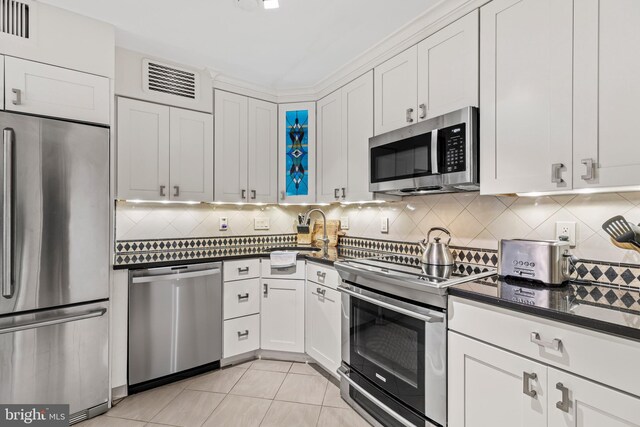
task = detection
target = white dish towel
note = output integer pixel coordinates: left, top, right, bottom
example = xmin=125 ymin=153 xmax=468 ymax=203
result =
xmin=270 ymin=251 xmax=298 ymax=268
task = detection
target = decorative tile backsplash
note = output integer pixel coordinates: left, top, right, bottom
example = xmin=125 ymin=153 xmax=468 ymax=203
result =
xmin=115 ymin=191 xmax=640 ymax=265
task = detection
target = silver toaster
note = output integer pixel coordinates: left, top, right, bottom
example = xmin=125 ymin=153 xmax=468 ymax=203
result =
xmin=498 ymin=239 xmax=572 ymax=286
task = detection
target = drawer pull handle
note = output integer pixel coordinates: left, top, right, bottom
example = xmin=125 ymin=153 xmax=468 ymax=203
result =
xmin=316 ymin=271 xmax=326 ymax=278
xmin=530 ymin=332 xmax=562 ymax=352
xmin=237 ymin=293 xmax=249 ymax=301
xmin=523 ymin=372 xmax=537 ymax=398
xmin=556 ymin=382 xmax=570 ymax=413
xmin=316 ymin=287 xmax=326 ymax=296
xmin=238 ymin=267 xmax=250 ymax=274
xmin=237 ymin=330 xmax=249 ymax=338
xmin=263 ymin=283 xmax=268 ymax=296
xmin=12 ymin=89 xmax=21 ymax=106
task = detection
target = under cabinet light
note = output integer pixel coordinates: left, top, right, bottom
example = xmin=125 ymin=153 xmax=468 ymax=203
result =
xmin=263 ymin=0 xmax=279 ymax=9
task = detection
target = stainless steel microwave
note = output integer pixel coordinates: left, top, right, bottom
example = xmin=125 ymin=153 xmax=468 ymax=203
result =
xmin=369 ymin=106 xmax=479 ymax=196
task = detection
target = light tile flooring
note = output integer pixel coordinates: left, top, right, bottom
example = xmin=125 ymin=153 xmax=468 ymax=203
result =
xmin=80 ymin=359 xmax=371 ymax=427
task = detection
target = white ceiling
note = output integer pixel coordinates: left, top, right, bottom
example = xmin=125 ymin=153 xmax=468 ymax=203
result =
xmin=38 ymin=0 xmax=438 ymax=91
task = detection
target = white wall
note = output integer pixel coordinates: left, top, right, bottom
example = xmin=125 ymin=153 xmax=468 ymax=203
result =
xmin=115 ymin=192 xmax=640 ymax=264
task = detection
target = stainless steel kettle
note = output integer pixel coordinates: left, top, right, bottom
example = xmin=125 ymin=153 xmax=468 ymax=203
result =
xmin=419 ymin=227 xmax=454 ymax=266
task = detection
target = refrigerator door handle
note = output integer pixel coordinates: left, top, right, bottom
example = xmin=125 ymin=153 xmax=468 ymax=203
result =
xmin=0 ymin=308 xmax=106 ymax=335
xmin=2 ymin=128 xmax=13 ymax=299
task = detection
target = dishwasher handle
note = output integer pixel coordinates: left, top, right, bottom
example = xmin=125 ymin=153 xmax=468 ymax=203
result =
xmin=132 ymin=268 xmax=221 ymax=283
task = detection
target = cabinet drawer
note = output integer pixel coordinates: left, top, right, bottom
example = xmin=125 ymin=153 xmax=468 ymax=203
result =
xmin=223 ymin=278 xmax=260 ymax=320
xmin=224 ymin=259 xmax=260 ymax=282
xmin=223 ymin=314 xmax=259 ymax=358
xmin=449 ymin=297 xmax=640 ymax=398
xmin=306 ymin=262 xmax=340 ymax=290
xmin=5 ymin=57 xmax=110 ymax=124
xmin=261 ymin=260 xmax=305 ymax=279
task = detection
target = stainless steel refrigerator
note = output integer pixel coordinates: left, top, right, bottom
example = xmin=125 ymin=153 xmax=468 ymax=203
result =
xmin=0 ymin=112 xmax=110 ymax=423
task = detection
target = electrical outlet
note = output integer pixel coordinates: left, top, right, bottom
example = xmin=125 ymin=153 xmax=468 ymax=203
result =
xmin=254 ymin=218 xmax=270 ymax=230
xmin=219 ymin=217 xmax=229 ymax=231
xmin=556 ymin=221 xmax=576 ymax=246
xmin=381 ymin=217 xmax=389 ymax=233
xmin=340 ymin=216 xmax=350 ymax=230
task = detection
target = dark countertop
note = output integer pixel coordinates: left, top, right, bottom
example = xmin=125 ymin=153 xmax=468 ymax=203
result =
xmin=113 ymin=245 xmax=378 ymax=270
xmin=450 ymin=277 xmax=640 ymax=342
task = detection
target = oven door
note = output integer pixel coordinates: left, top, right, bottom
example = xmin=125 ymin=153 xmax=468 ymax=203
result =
xmin=339 ymin=284 xmax=446 ymax=427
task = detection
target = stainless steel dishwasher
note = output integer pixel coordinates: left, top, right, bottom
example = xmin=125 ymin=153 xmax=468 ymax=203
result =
xmin=128 ymin=262 xmax=222 ymax=393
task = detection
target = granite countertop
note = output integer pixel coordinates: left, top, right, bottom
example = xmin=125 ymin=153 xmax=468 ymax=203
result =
xmin=113 ymin=244 xmax=378 ymax=270
xmin=450 ymin=277 xmax=640 ymax=342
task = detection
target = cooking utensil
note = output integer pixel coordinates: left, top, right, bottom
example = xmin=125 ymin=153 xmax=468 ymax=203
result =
xmin=419 ymin=227 xmax=454 ymax=266
xmin=602 ymin=215 xmax=640 ymax=248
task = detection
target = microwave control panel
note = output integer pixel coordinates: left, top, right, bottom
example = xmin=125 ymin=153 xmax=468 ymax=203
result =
xmin=441 ymin=123 xmax=466 ymax=173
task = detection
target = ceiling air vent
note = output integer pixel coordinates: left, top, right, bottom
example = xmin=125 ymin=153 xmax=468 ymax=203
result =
xmin=143 ymin=59 xmax=200 ymax=101
xmin=0 ymin=0 xmax=31 ymax=39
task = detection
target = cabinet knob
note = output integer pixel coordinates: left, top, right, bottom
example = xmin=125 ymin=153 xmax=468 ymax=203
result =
xmin=406 ymin=108 xmax=414 ymax=123
xmin=581 ymin=158 xmax=595 ymax=181
xmin=11 ymin=89 xmax=21 ymax=106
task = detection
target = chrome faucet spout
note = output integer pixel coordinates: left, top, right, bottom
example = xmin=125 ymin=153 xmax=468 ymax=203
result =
xmin=301 ymin=208 xmax=329 ymax=251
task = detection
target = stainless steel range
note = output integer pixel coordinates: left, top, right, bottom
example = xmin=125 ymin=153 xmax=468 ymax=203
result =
xmin=334 ymin=256 xmax=495 ymax=427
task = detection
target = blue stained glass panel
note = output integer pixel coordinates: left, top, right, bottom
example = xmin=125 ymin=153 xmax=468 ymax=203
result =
xmin=285 ymin=110 xmax=309 ymax=196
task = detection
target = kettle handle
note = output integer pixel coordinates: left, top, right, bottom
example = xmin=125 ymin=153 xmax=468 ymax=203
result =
xmin=427 ymin=227 xmax=452 ymax=245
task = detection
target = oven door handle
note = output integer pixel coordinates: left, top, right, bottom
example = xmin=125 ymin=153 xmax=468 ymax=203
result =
xmin=338 ymin=285 xmax=440 ymax=323
xmin=338 ymin=366 xmax=418 ymax=427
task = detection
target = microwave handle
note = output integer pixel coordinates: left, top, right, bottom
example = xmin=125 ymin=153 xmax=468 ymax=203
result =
xmin=431 ymin=129 xmax=439 ymax=175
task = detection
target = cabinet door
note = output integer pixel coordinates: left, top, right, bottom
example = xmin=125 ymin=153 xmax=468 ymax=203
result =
xmin=261 ymin=279 xmax=304 ymax=353
xmin=169 ymin=108 xmax=213 ymax=202
xmin=214 ymin=90 xmax=248 ymax=202
xmin=117 ymin=97 xmax=170 ymax=201
xmin=448 ymin=332 xmax=547 ymax=427
xmin=278 ymin=102 xmax=316 ymax=203
xmin=374 ymin=46 xmax=418 ymax=135
xmin=316 ymin=89 xmax=344 ymax=203
xmin=343 ymin=71 xmax=375 ymax=202
xmin=574 ymin=0 xmax=640 ymax=189
xmin=480 ymin=0 xmax=573 ymax=195
xmin=247 ymin=98 xmax=278 ymax=203
xmin=548 ymin=367 xmax=640 ymax=427
xmin=4 ymin=56 xmax=110 ymax=125
xmin=305 ymin=284 xmax=341 ymax=376
xmin=417 ymin=10 xmax=479 ymax=120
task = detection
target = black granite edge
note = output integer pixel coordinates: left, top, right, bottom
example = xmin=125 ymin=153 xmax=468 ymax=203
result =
xmin=449 ymin=286 xmax=640 ymax=343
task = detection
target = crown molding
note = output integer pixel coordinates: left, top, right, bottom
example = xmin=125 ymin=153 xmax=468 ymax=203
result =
xmin=209 ymin=0 xmax=488 ymax=104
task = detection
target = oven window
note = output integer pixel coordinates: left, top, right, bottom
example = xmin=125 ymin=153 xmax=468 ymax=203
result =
xmin=370 ymin=132 xmax=433 ymax=183
xmin=350 ymin=296 xmax=426 ymax=413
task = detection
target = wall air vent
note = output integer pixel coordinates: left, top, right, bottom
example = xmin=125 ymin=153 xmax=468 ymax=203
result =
xmin=0 ymin=0 xmax=31 ymax=39
xmin=143 ymin=59 xmax=200 ymax=101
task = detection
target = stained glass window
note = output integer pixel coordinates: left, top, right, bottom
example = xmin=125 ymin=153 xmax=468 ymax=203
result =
xmin=285 ymin=110 xmax=309 ymax=196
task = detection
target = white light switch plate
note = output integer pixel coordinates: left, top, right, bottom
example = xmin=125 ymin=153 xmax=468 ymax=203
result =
xmin=381 ymin=217 xmax=389 ymax=233
xmin=254 ymin=217 xmax=270 ymax=230
xmin=219 ymin=217 xmax=228 ymax=231
xmin=340 ymin=216 xmax=349 ymax=230
xmin=556 ymin=221 xmax=576 ymax=246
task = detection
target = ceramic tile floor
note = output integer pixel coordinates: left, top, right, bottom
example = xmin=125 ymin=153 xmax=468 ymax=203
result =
xmin=79 ymin=359 xmax=372 ymax=427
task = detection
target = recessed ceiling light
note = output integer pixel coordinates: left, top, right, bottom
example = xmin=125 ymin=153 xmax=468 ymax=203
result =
xmin=263 ymin=0 xmax=279 ymax=9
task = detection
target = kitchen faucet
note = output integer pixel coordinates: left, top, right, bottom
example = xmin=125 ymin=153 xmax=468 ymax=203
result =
xmin=300 ymin=208 xmax=329 ymax=252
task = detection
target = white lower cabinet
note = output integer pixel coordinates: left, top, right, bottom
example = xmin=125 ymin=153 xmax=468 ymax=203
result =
xmin=223 ymin=278 xmax=260 ymax=321
xmin=448 ymin=331 xmax=548 ymax=427
xmin=261 ymin=278 xmax=305 ymax=352
xmin=224 ymin=314 xmax=260 ymax=358
xmin=305 ymin=283 xmax=341 ymax=376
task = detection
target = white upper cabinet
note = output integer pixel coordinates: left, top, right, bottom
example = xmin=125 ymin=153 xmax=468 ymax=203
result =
xmin=247 ymin=98 xmax=278 ymax=203
xmin=215 ymin=91 xmax=278 ymax=203
xmin=417 ymin=10 xmax=479 ymax=120
xmin=117 ymin=97 xmax=170 ymax=201
xmin=374 ymin=46 xmax=418 ymax=135
xmin=278 ymin=102 xmax=316 ymax=204
xmin=117 ymin=97 xmax=213 ymax=202
xmin=4 ymin=56 xmax=110 ymax=125
xmin=214 ymin=90 xmax=248 ymax=203
xmin=480 ymin=0 xmax=574 ymax=195
xmin=317 ymin=71 xmax=375 ymax=203
xmin=317 ymin=89 xmax=344 ymax=203
xmin=573 ymin=0 xmax=640 ymax=189
xmin=448 ymin=331 xmax=548 ymax=427
xmin=169 ymin=107 xmax=214 ymax=202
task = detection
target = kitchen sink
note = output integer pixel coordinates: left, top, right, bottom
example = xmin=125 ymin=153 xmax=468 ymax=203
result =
xmin=265 ymin=246 xmax=322 ymax=254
